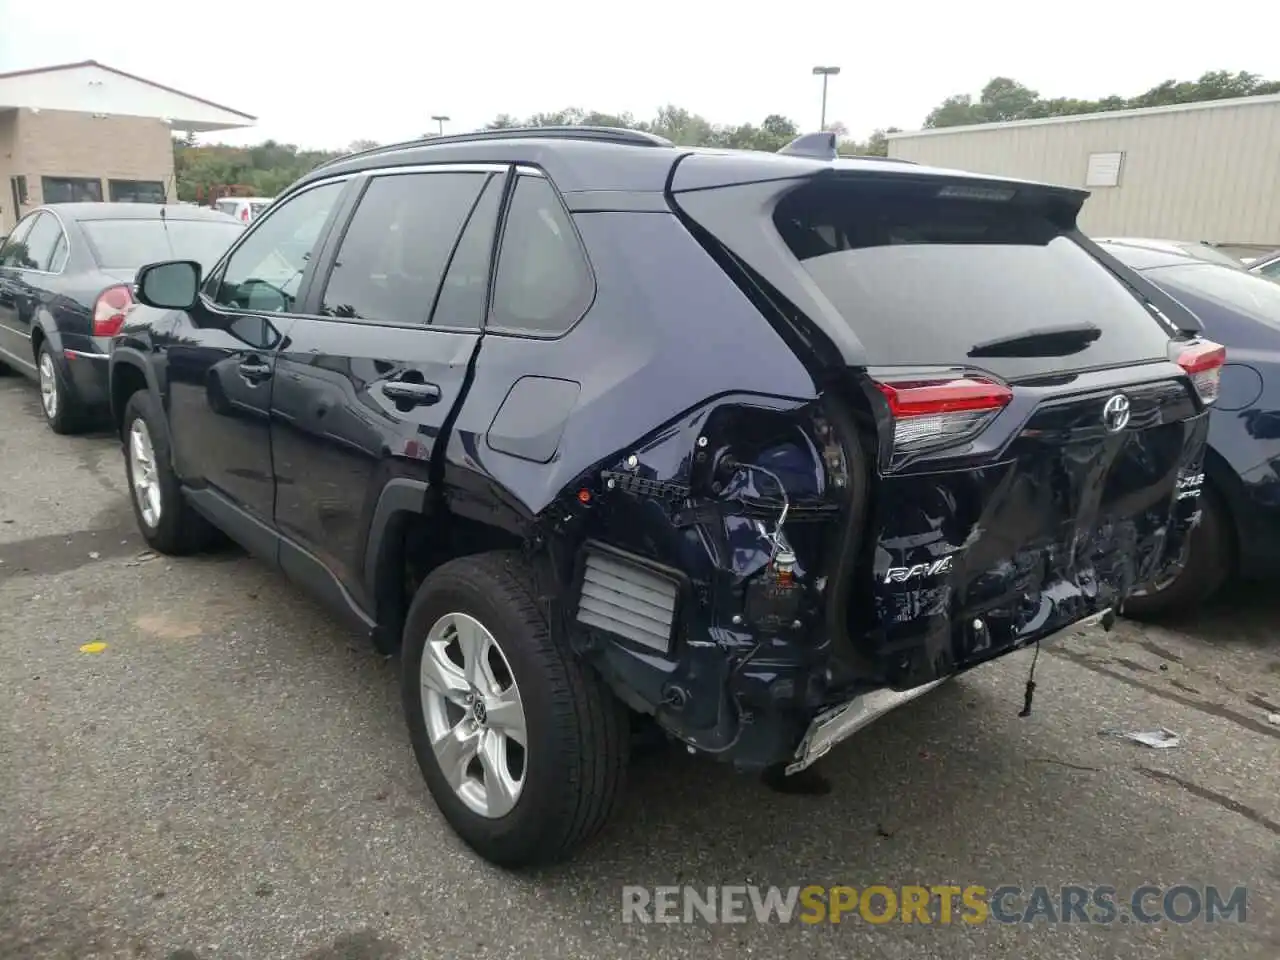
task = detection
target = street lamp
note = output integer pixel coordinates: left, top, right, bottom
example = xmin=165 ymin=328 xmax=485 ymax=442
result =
xmin=431 ymin=114 xmax=450 ymax=136
xmin=811 ymin=66 xmax=841 ymax=131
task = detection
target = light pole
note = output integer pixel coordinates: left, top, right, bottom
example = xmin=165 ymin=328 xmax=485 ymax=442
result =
xmin=811 ymin=66 xmax=841 ymax=130
xmin=431 ymin=114 xmax=450 ymax=136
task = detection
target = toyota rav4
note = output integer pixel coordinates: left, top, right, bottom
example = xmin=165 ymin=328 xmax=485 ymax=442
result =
xmin=108 ymin=127 xmax=1220 ymax=867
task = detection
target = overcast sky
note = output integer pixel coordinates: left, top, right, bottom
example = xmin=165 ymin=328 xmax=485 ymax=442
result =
xmin=2 ymin=0 xmax=1277 ymax=149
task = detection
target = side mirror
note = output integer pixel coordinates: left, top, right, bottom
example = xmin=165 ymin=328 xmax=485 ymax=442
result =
xmin=135 ymin=260 xmax=202 ymax=310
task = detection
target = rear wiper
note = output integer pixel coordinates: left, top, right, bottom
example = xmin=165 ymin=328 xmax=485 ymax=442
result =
xmin=967 ymin=323 xmax=1102 ymax=358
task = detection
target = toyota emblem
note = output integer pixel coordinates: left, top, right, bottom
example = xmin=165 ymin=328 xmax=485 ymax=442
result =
xmin=1103 ymin=394 xmax=1131 ymax=433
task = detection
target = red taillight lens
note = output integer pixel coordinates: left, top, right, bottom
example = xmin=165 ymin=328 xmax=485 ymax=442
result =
xmin=93 ymin=284 xmax=134 ymax=337
xmin=241 ymin=207 xmax=250 ymax=221
xmin=1174 ymin=339 xmax=1226 ymax=405
xmin=874 ymin=376 xmax=1013 ymax=454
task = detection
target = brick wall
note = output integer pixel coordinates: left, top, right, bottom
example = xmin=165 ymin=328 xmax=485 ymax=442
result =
xmin=0 ymin=111 xmax=17 ymax=233
xmin=2 ymin=108 xmax=176 ymax=230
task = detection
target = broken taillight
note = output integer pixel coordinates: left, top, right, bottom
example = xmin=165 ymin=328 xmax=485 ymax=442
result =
xmin=1173 ymin=339 xmax=1226 ymax=405
xmin=874 ymin=376 xmax=1013 ymax=455
xmin=92 ymin=284 xmax=134 ymax=337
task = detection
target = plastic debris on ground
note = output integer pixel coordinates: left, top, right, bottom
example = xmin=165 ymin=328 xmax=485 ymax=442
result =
xmin=1098 ymin=727 xmax=1182 ymax=749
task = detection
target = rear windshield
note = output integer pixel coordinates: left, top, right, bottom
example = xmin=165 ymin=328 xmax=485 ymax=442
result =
xmin=1148 ymin=261 xmax=1280 ymax=333
xmin=81 ymin=218 xmax=244 ymax=272
xmin=775 ymin=181 xmax=1172 ymax=379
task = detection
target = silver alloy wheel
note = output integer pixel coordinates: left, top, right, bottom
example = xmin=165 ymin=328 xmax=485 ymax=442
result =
xmin=420 ymin=611 xmax=528 ymax=818
xmin=128 ymin=418 xmax=163 ymax=528
xmin=38 ymin=351 xmax=58 ymax=420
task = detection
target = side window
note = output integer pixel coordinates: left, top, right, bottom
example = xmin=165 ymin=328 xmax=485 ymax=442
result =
xmin=48 ymin=228 xmax=69 ymax=272
xmin=1258 ymin=260 xmax=1280 ymax=281
xmin=489 ymin=175 xmax=592 ymax=336
xmin=320 ymin=171 xmax=489 ymax=324
xmin=0 ymin=213 xmax=37 ymax=268
xmin=17 ymin=212 xmax=61 ymax=271
xmin=430 ymin=175 xmax=504 ymax=328
xmin=211 ymin=181 xmax=344 ymax=313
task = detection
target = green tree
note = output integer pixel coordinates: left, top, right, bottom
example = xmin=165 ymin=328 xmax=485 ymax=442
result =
xmin=925 ymin=70 xmax=1280 ymax=128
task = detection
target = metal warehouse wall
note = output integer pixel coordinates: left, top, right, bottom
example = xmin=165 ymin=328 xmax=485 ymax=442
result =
xmin=886 ymin=97 xmax=1280 ymax=246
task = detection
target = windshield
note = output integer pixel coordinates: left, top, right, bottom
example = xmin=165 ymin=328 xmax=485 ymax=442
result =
xmin=1147 ymin=262 xmax=1280 ymax=333
xmin=777 ymin=181 xmax=1171 ymax=379
xmin=81 ymin=218 xmax=244 ymax=272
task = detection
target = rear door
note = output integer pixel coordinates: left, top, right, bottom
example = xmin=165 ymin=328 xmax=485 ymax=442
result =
xmin=674 ymin=169 xmax=1213 ymax=682
xmin=0 ymin=211 xmax=64 ymax=370
xmin=0 ymin=213 xmax=40 ymax=371
xmin=270 ymin=163 xmax=508 ymax=614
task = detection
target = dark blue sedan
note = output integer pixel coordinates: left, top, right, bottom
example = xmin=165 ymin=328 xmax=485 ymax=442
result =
xmin=1102 ymin=240 xmax=1280 ymax=615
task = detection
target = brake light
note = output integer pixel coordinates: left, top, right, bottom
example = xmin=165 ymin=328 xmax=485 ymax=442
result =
xmin=1174 ymin=339 xmax=1226 ymax=405
xmin=241 ymin=206 xmax=250 ymax=222
xmin=874 ymin=376 xmax=1013 ymax=454
xmin=92 ymin=284 xmax=133 ymax=337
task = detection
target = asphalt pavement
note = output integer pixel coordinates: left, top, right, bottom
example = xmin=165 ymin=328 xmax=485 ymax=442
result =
xmin=1 ymin=370 xmax=1277 ymax=960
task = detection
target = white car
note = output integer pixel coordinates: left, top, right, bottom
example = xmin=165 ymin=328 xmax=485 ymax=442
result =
xmin=213 ymin=196 xmax=273 ymax=224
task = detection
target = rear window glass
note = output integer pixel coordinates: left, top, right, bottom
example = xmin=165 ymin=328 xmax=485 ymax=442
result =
xmin=81 ymin=218 xmax=244 ymax=272
xmin=776 ymin=181 xmax=1172 ymax=379
xmin=1148 ymin=262 xmax=1280 ymax=332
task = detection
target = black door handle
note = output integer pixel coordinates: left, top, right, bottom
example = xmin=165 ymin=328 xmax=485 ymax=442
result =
xmin=238 ymin=359 xmax=272 ymax=382
xmin=382 ymin=380 xmax=441 ymax=406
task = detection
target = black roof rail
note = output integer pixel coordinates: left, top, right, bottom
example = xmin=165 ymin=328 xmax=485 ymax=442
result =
xmin=317 ymin=125 xmax=674 ymax=170
xmin=778 ymin=132 xmax=838 ymax=160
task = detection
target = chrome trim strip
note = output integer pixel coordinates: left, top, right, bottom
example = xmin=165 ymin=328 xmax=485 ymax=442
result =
xmin=349 ymin=162 xmax=510 ymax=179
xmin=65 ymin=349 xmax=110 ymax=360
xmin=785 ymin=607 xmax=1115 ymax=774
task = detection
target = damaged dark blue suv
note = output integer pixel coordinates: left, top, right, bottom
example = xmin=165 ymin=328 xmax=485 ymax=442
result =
xmin=108 ymin=127 xmax=1220 ymax=866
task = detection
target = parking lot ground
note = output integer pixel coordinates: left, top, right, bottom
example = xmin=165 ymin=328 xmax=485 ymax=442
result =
xmin=1 ymin=370 xmax=1278 ymax=960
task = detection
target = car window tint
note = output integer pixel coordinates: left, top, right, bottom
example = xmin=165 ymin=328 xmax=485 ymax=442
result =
xmin=321 ymin=171 xmax=489 ymax=324
xmin=21 ymin=213 xmax=62 ymax=271
xmin=81 ymin=219 xmax=244 ymax=273
xmin=776 ymin=179 xmax=1171 ymax=380
xmin=48 ymin=229 xmax=68 ymax=272
xmin=430 ymin=175 xmax=503 ymax=328
xmin=489 ymin=175 xmax=592 ymax=335
xmin=0 ymin=213 xmax=38 ymax=268
xmin=212 ymin=181 xmax=344 ymax=313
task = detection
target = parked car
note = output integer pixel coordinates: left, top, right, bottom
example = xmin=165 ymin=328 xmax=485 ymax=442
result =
xmin=213 ymin=196 xmax=273 ymax=224
xmin=0 ymin=203 xmax=244 ymax=432
xmin=109 ymin=127 xmax=1219 ymax=866
xmin=1095 ymin=236 xmax=1246 ymax=270
xmin=1097 ymin=240 xmax=1280 ymax=615
xmin=1246 ymin=248 xmax=1280 ymax=281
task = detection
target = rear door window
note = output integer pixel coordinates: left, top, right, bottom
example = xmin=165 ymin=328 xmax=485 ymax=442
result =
xmin=320 ymin=171 xmax=489 ymax=324
xmin=489 ymin=175 xmax=593 ymax=336
xmin=776 ymin=180 xmax=1172 ymax=379
xmin=18 ymin=212 xmax=62 ymax=271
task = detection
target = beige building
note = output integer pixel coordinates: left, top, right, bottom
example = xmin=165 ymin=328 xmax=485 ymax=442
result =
xmin=886 ymin=94 xmax=1280 ymax=252
xmin=0 ymin=61 xmax=255 ymax=234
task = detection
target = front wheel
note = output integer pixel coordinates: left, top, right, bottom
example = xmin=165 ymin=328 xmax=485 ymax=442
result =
xmin=1123 ymin=486 xmax=1233 ymax=619
xmin=121 ymin=390 xmax=214 ymax=555
xmin=400 ymin=550 xmax=629 ymax=867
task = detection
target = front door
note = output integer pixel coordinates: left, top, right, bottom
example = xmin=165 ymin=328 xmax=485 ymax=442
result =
xmin=164 ymin=179 xmax=348 ymax=528
xmin=270 ymin=166 xmax=508 ymax=612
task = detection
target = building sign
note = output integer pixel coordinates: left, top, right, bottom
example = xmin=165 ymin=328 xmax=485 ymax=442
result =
xmin=1086 ymin=152 xmax=1124 ymax=188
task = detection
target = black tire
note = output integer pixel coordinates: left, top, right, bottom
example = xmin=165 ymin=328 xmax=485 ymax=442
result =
xmin=37 ymin=341 xmax=83 ymax=435
xmin=1123 ymin=486 xmax=1233 ymax=619
xmin=400 ymin=550 xmax=629 ymax=867
xmin=121 ymin=389 xmax=215 ymax=555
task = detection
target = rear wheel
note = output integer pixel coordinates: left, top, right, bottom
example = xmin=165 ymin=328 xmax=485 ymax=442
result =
xmin=1123 ymin=486 xmax=1233 ymax=619
xmin=400 ymin=550 xmax=628 ymax=867
xmin=122 ymin=390 xmax=215 ymax=555
xmin=37 ymin=342 xmax=83 ymax=434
